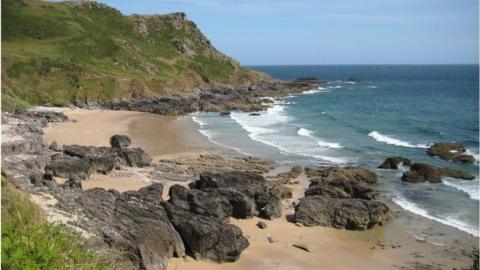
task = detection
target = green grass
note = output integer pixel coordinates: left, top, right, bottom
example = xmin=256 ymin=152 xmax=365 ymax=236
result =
xmin=1 ymin=173 xmax=107 ymax=269
xmin=1 ymin=0 xmax=257 ymax=111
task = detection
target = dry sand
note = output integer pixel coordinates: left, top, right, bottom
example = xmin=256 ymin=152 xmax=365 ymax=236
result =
xmin=42 ymin=109 xmax=478 ymax=270
xmin=43 ymin=109 xmax=186 ymax=158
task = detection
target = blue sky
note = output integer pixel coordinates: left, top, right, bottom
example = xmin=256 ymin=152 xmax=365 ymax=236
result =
xmin=99 ymin=0 xmax=478 ymax=65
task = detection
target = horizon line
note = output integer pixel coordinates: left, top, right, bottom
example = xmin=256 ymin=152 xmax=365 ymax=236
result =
xmin=244 ymin=63 xmax=480 ymax=67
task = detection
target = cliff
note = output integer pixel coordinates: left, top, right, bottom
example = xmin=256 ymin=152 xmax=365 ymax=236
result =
xmin=1 ymin=0 xmax=262 ymax=110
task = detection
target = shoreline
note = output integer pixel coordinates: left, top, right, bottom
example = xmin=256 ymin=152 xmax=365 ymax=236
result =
xmin=39 ymin=108 xmax=478 ymax=270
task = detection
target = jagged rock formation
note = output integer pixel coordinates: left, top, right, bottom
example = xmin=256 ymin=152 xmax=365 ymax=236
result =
xmin=378 ymin=156 xmax=412 ymax=169
xmin=295 ymin=167 xmax=389 ymax=230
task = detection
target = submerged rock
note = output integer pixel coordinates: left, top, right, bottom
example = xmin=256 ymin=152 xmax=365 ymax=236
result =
xmin=427 ymin=142 xmax=475 ymax=164
xmin=378 ymin=156 xmax=412 ymax=169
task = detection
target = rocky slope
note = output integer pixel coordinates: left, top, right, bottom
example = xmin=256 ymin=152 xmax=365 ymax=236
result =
xmin=1 ymin=0 xmax=265 ymax=111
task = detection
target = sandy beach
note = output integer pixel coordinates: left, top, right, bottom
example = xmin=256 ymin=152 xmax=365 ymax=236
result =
xmin=42 ymin=109 xmax=478 ymax=270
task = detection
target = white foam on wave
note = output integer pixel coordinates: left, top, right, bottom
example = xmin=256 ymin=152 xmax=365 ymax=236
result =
xmin=368 ymin=131 xmax=429 ymax=148
xmin=367 ymin=85 xmax=378 ymax=89
xmin=465 ymin=149 xmax=480 ymax=162
xmin=230 ymin=107 xmax=350 ymax=164
xmin=392 ymin=196 xmax=479 ymax=237
xmin=297 ymin=128 xmax=312 ymax=137
xmin=317 ymin=140 xmax=343 ymax=149
xmin=191 ymin=114 xmax=251 ymax=156
xmin=302 ymin=87 xmax=331 ymax=95
xmin=328 ymin=85 xmax=342 ymax=89
xmin=443 ymin=179 xmax=479 ymax=201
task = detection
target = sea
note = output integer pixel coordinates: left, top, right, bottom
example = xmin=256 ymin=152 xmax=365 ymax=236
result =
xmin=191 ymin=65 xmax=479 ymax=237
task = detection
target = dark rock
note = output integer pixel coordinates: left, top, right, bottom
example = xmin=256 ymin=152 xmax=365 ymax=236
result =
xmin=49 ymin=141 xmax=62 ymax=152
xmin=346 ymin=77 xmax=361 ymax=83
xmin=14 ymin=109 xmax=68 ymax=123
xmin=168 ymin=185 xmax=233 ymax=221
xmin=294 ymin=196 xmax=388 ymax=230
xmin=45 ymin=157 xmax=91 ymax=179
xmin=63 ymin=175 xmax=83 ymax=190
xmin=306 ymin=177 xmax=376 ymax=200
xmin=401 ymin=163 xmax=474 ymax=183
xmin=219 ymin=111 xmax=231 ymax=116
xmin=164 ymin=203 xmax=249 ymax=263
xmin=73 ymin=184 xmax=185 ymax=269
xmin=192 ymin=171 xmax=285 ymax=220
xmin=256 ymin=221 xmax=267 ymax=229
xmin=119 ymin=148 xmax=152 ymax=167
xmin=292 ymin=243 xmax=310 ymax=252
xmin=294 ymin=77 xmax=327 ymax=84
xmin=378 ymin=156 xmax=412 ymax=169
xmin=440 ymin=168 xmax=475 ymax=180
xmin=401 ymin=163 xmax=442 ymax=183
xmin=427 ymin=142 xmax=475 ymax=164
xmin=452 ymin=155 xmax=476 ymax=164
xmin=249 ymin=113 xmax=261 ymax=116
xmin=110 ymin=135 xmax=132 ymax=149
xmin=305 ymin=166 xmax=378 ymax=184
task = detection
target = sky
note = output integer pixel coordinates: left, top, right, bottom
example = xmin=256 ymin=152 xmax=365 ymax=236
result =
xmin=98 ymin=0 xmax=479 ymax=65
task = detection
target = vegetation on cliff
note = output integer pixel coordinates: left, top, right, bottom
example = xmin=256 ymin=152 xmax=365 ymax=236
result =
xmin=1 ymin=0 xmax=259 ymax=111
xmin=1 ymin=172 xmax=106 ymax=269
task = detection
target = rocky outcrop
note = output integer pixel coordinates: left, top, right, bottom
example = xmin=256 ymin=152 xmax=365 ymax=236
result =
xmin=164 ymin=203 xmax=249 ymax=262
xmin=69 ymin=184 xmax=186 ymax=270
xmin=294 ymin=196 xmax=388 ymax=230
xmin=378 ymin=156 xmax=412 ymax=169
xmin=295 ymin=166 xmax=388 ymax=230
xmin=427 ymin=142 xmax=475 ymax=164
xmin=294 ymin=77 xmax=327 ymax=84
xmin=190 ymin=171 xmax=291 ymax=220
xmin=51 ymin=137 xmax=152 ymax=179
xmin=401 ymin=163 xmax=475 ymax=183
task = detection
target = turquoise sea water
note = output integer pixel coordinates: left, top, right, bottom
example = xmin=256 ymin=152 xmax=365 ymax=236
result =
xmin=192 ymin=65 xmax=479 ymax=236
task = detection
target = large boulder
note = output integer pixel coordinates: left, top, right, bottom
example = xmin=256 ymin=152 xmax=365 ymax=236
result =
xmin=164 ymin=203 xmax=249 ymax=262
xmin=73 ymin=184 xmax=185 ymax=270
xmin=427 ymin=142 xmax=475 ymax=164
xmin=191 ymin=171 xmax=286 ymax=220
xmin=378 ymin=156 xmax=412 ymax=169
xmin=401 ymin=163 xmax=474 ymax=183
xmin=294 ymin=196 xmax=388 ymax=230
xmin=45 ymin=157 xmax=91 ymax=179
xmin=110 ymin=135 xmax=132 ymax=149
xmin=168 ymin=185 xmax=233 ymax=222
xmin=119 ymin=148 xmax=152 ymax=167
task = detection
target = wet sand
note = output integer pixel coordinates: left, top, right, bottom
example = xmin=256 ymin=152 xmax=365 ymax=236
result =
xmin=42 ymin=109 xmax=478 ymax=270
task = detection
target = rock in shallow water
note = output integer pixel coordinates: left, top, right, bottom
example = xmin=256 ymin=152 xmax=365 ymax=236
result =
xmin=378 ymin=156 xmax=411 ymax=169
xmin=401 ymin=163 xmax=474 ymax=183
xmin=427 ymin=142 xmax=475 ymax=164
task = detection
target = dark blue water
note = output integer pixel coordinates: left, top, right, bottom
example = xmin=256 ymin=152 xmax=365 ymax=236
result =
xmin=192 ymin=65 xmax=479 ymax=236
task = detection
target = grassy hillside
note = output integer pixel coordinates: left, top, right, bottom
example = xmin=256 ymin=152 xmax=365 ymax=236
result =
xmin=1 ymin=0 xmax=258 ymax=111
xmin=1 ymin=172 xmax=107 ymax=269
